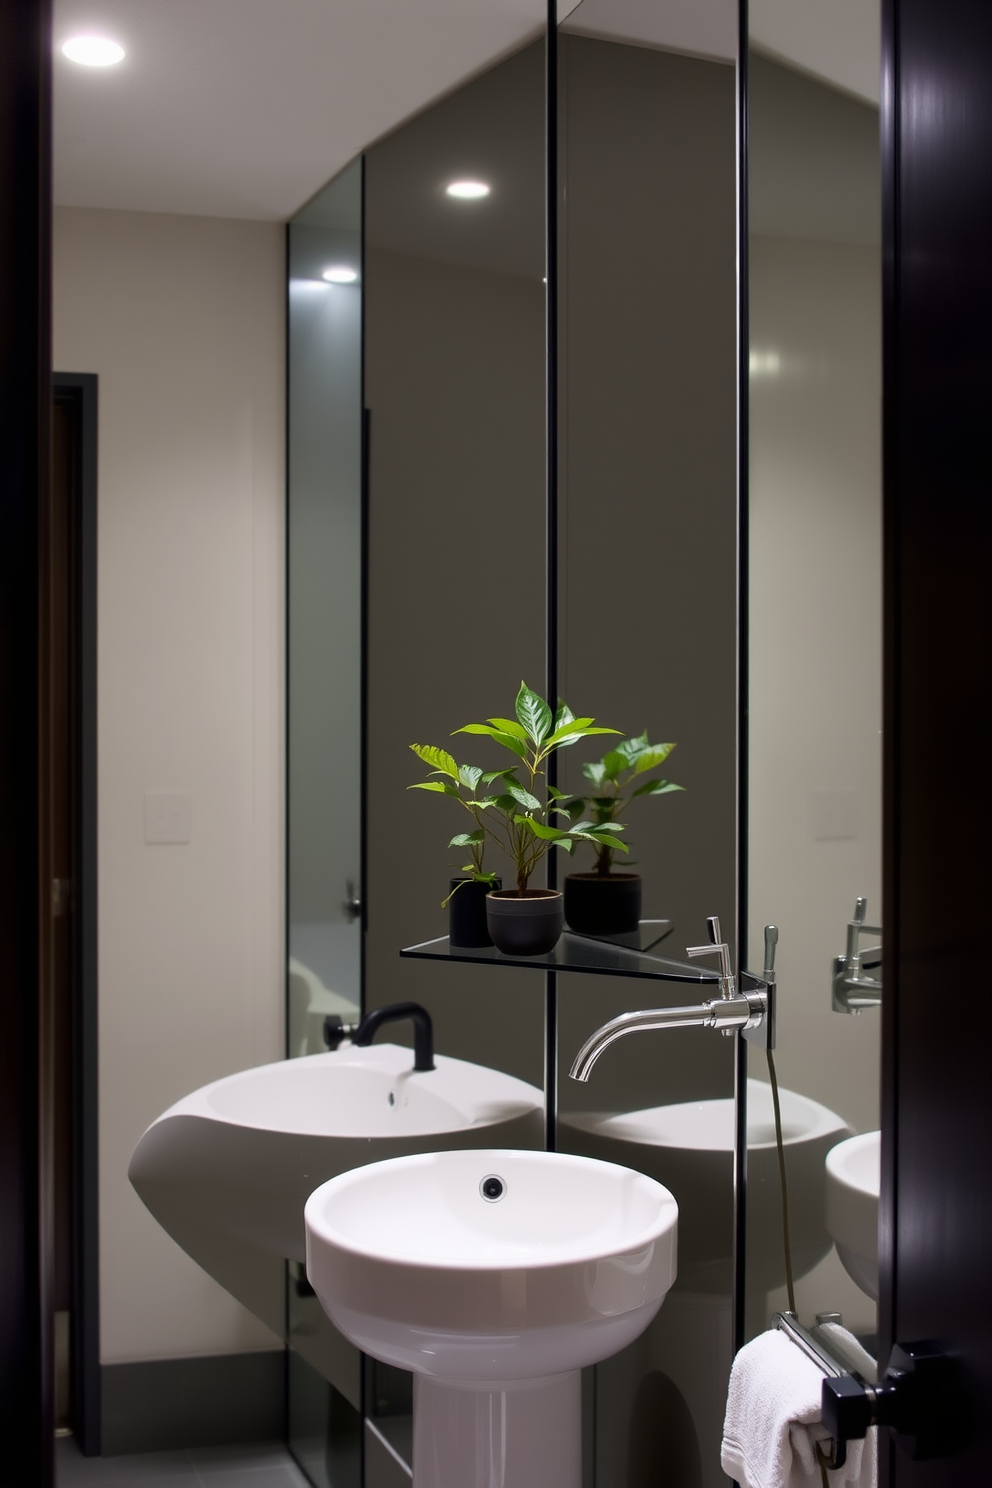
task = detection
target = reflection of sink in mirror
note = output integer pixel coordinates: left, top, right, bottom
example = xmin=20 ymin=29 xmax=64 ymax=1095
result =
xmin=287 ymin=955 xmax=359 ymax=1057
xmin=562 ymin=1079 xmax=851 ymax=1293
xmin=825 ymin=1130 xmax=880 ymax=1300
xmin=129 ymin=1045 xmax=543 ymax=1333
xmin=306 ymin=1148 xmax=678 ymax=1488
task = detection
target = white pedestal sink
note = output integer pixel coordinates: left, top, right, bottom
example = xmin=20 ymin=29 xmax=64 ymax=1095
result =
xmin=305 ymin=1147 xmax=678 ymax=1488
xmin=825 ymin=1130 xmax=880 ymax=1300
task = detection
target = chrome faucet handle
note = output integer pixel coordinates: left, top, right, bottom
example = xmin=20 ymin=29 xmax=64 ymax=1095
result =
xmin=845 ymin=897 xmax=882 ymax=964
xmin=763 ymin=924 xmax=779 ymax=984
xmin=686 ymin=915 xmax=736 ymax=999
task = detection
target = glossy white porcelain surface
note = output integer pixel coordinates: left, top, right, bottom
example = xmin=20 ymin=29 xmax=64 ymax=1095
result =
xmin=562 ymin=1079 xmax=851 ymax=1292
xmin=305 ymin=1147 xmax=678 ymax=1380
xmin=825 ymin=1129 xmax=880 ymax=1300
xmin=129 ymin=1045 xmax=544 ymax=1268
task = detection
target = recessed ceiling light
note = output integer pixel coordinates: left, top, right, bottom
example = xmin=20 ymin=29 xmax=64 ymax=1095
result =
xmin=446 ymin=181 xmax=490 ymax=200
xmin=322 ymin=266 xmax=358 ymax=284
xmin=62 ymin=36 xmax=125 ymax=66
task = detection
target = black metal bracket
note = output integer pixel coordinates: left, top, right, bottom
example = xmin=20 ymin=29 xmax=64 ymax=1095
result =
xmin=821 ymin=1340 xmax=957 ymax=1464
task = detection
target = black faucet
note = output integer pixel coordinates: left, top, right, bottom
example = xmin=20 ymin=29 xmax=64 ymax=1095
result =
xmin=344 ymin=1001 xmax=435 ymax=1072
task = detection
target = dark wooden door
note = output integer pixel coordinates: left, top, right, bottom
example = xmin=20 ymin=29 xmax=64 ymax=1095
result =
xmin=881 ymin=0 xmax=992 ymax=1481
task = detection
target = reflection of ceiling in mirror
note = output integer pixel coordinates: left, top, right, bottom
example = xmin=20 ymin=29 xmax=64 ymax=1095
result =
xmin=750 ymin=0 xmax=880 ymax=104
xmin=54 ymin=0 xmax=554 ymax=219
xmin=560 ymin=0 xmax=735 ymax=63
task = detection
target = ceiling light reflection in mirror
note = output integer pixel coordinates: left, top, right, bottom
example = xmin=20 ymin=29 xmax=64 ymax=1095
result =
xmin=445 ymin=179 xmax=491 ymax=199
xmin=61 ymin=36 xmax=125 ymax=67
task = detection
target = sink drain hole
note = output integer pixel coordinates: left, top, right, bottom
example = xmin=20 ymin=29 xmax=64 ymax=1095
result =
xmin=480 ymin=1175 xmax=506 ymax=1202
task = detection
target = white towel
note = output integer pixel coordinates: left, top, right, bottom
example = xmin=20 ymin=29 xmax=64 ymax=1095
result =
xmin=721 ymin=1327 xmax=877 ymax=1488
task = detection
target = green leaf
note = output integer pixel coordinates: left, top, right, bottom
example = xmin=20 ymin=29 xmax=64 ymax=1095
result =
xmin=449 ymin=831 xmax=484 ymax=847
xmin=545 ymin=716 xmax=594 ymax=746
xmin=548 ymin=806 xmax=574 ymax=821
xmin=487 ymin=717 xmax=529 ymax=741
xmin=586 ymin=820 xmax=626 ymax=834
xmin=492 ymin=731 xmax=530 ymax=760
xmin=493 ymin=794 xmax=519 ymax=813
xmin=553 ymin=700 xmax=575 ymax=732
xmin=582 ymin=760 xmax=607 ymax=786
xmin=523 ymin=818 xmax=570 ymax=841
xmin=410 ymin=743 xmax=460 ymax=781
xmin=581 ymin=832 xmax=628 ymax=853
xmin=507 ymin=781 xmax=541 ymax=811
xmin=547 ymin=785 xmax=568 ymax=799
xmin=632 ymin=778 xmax=685 ymax=797
xmin=613 ymin=732 xmax=648 ymax=764
xmin=553 ymin=837 xmax=575 ymax=853
xmin=602 ymin=749 xmax=626 ymax=781
xmin=465 ymin=796 xmax=499 ymax=809
xmin=458 ymin=763 xmax=483 ymax=791
xmin=481 ymin=768 xmax=518 ymax=786
xmin=515 ymin=681 xmax=552 ymax=745
xmin=633 ymin=743 xmax=676 ymax=775
xmin=408 ymin=781 xmax=459 ymax=796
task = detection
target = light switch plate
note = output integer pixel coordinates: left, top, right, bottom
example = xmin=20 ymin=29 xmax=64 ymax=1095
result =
xmin=144 ymin=790 xmax=191 ymax=844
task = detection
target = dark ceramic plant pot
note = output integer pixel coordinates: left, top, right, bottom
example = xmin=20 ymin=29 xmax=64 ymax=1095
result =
xmin=563 ymin=872 xmax=642 ymax=936
xmin=448 ymin=876 xmax=501 ymax=948
xmin=486 ymin=889 xmax=563 ymax=957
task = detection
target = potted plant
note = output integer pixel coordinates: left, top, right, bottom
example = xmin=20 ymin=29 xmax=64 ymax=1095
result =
xmin=407 ymin=751 xmax=501 ymax=947
xmin=562 ymin=733 xmax=684 ymax=935
xmin=410 ymin=682 xmax=625 ymax=955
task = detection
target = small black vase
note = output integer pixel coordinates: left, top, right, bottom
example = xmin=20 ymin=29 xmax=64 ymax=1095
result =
xmin=448 ymin=876 xmax=501 ymax=947
xmin=563 ymin=872 xmax=642 ymax=936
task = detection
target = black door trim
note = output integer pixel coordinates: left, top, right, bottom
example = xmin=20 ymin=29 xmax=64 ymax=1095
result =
xmin=0 ymin=0 xmax=53 ymax=1479
xmin=53 ymin=371 xmax=101 ymax=1453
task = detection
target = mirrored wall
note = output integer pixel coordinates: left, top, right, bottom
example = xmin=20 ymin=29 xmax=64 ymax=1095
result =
xmin=284 ymin=2 xmax=884 ymax=1485
xmin=554 ymin=6 xmax=740 ymax=1485
xmin=744 ymin=4 xmax=882 ymax=1364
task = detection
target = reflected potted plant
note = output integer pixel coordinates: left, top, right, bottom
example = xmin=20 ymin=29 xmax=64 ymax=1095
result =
xmin=562 ymin=733 xmax=683 ymax=935
xmin=410 ymin=682 xmax=624 ymax=955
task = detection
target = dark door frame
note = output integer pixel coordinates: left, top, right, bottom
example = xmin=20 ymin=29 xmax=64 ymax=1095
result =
xmin=880 ymin=0 xmax=992 ymax=1481
xmin=53 ymin=372 xmax=101 ymax=1454
xmin=0 ymin=0 xmax=54 ymax=1481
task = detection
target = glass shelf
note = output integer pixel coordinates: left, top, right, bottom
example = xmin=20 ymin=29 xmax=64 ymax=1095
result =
xmin=400 ymin=919 xmax=722 ymax=987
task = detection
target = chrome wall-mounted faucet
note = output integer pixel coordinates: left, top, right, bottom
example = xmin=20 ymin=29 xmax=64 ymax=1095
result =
xmin=832 ymin=897 xmax=882 ymax=1014
xmin=569 ymin=915 xmax=775 ymax=1083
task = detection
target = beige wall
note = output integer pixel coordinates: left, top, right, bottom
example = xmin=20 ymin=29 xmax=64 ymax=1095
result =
xmin=53 ymin=207 xmax=286 ymax=1364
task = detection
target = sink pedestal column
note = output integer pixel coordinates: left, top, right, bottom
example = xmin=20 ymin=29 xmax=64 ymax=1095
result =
xmin=413 ymin=1370 xmax=581 ymax=1488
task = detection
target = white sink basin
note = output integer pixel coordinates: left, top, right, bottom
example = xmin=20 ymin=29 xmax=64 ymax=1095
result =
xmin=562 ymin=1079 xmax=851 ymax=1293
xmin=825 ymin=1130 xmax=880 ymax=1300
xmin=129 ymin=1045 xmax=543 ymax=1332
xmin=305 ymin=1148 xmax=677 ymax=1488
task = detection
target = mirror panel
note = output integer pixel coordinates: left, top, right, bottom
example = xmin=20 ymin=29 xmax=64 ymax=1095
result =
xmin=288 ymin=159 xmax=365 ymax=1056
xmin=363 ymin=41 xmax=547 ymax=1087
xmin=745 ymin=12 xmax=882 ymax=1354
xmin=555 ymin=7 xmax=740 ymax=1485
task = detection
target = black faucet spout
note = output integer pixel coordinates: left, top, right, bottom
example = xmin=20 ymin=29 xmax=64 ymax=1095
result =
xmin=353 ymin=1001 xmax=435 ymax=1072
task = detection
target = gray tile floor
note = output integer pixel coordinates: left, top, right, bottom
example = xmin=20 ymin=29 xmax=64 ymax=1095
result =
xmin=56 ymin=1436 xmax=313 ymax=1488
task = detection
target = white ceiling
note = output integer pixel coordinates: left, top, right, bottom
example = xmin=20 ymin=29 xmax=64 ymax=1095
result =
xmin=53 ymin=0 xmax=571 ymax=220
xmin=54 ymin=0 xmax=878 ymax=223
